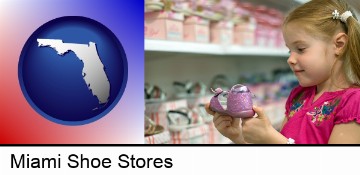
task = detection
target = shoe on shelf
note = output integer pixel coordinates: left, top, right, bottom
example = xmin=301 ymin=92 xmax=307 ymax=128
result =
xmin=145 ymin=83 xmax=167 ymax=103
xmin=197 ymin=104 xmax=214 ymax=123
xmin=173 ymin=81 xmax=207 ymax=98
xmin=167 ymin=107 xmax=204 ymax=131
xmin=145 ymin=116 xmax=164 ymax=136
xmin=209 ymin=74 xmax=232 ymax=93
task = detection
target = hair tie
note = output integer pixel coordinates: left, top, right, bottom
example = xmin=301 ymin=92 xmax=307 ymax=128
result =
xmin=341 ymin=11 xmax=353 ymax=23
xmin=332 ymin=10 xmax=353 ymax=23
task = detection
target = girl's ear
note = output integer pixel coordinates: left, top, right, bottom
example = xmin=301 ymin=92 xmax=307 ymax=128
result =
xmin=334 ymin=32 xmax=348 ymax=56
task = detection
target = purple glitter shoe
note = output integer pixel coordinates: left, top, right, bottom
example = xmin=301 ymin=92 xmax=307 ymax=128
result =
xmin=210 ymin=84 xmax=255 ymax=118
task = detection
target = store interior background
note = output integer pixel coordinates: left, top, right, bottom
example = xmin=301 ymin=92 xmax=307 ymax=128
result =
xmin=144 ymin=0 xmax=360 ymax=144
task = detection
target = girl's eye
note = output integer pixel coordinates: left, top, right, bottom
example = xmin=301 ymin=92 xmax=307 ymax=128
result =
xmin=298 ymin=48 xmax=305 ymax=52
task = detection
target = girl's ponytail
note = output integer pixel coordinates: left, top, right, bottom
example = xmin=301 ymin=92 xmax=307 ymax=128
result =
xmin=343 ymin=16 xmax=360 ymax=85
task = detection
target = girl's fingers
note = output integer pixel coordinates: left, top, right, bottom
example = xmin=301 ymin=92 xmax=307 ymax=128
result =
xmin=204 ymin=103 xmax=215 ymax=115
xmin=213 ymin=113 xmax=232 ymax=124
xmin=217 ymin=120 xmax=231 ymax=129
xmin=232 ymin=118 xmax=241 ymax=127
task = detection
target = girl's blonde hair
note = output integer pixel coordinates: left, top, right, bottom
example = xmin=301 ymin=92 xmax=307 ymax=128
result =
xmin=283 ymin=0 xmax=360 ymax=85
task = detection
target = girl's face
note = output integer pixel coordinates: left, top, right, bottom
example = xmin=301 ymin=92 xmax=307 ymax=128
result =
xmin=283 ymin=22 xmax=337 ymax=87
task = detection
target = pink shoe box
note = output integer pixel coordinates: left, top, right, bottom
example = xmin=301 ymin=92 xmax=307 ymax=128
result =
xmin=170 ymin=124 xmax=209 ymax=144
xmin=183 ymin=16 xmax=210 ymax=43
xmin=254 ymin=6 xmax=271 ymax=47
xmin=145 ymin=11 xmax=184 ymax=40
xmin=254 ymin=19 xmax=270 ymax=47
xmin=145 ymin=130 xmax=171 ymax=144
xmin=233 ymin=19 xmax=256 ymax=46
xmin=274 ymin=16 xmax=285 ymax=48
xmin=145 ymin=99 xmax=188 ymax=130
xmin=267 ymin=28 xmax=279 ymax=48
xmin=232 ymin=2 xmax=255 ymax=46
xmin=265 ymin=8 xmax=284 ymax=48
xmin=266 ymin=21 xmax=279 ymax=48
xmin=210 ymin=21 xmax=234 ymax=45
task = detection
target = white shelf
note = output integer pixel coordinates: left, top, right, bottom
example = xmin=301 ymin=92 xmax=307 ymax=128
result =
xmin=145 ymin=39 xmax=224 ymax=55
xmin=294 ymin=0 xmax=309 ymax=4
xmin=226 ymin=45 xmax=289 ymax=56
xmin=145 ymin=39 xmax=289 ymax=57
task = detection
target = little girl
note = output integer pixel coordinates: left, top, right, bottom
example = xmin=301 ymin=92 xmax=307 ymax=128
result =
xmin=206 ymin=0 xmax=360 ymax=144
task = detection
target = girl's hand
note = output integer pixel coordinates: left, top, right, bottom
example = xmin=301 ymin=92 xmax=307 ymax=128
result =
xmin=241 ymin=106 xmax=276 ymax=143
xmin=205 ymin=103 xmax=246 ymax=143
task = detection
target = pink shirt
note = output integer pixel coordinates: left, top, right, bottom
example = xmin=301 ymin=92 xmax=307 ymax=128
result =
xmin=280 ymin=86 xmax=360 ymax=144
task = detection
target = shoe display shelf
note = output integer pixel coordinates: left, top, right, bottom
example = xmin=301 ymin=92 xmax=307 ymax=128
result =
xmin=146 ymin=99 xmax=188 ymax=131
xmin=145 ymin=89 xmax=287 ymax=144
xmin=169 ymin=124 xmax=210 ymax=144
xmin=145 ymin=130 xmax=171 ymax=144
xmin=145 ymin=39 xmax=289 ymax=57
xmin=144 ymin=0 xmax=312 ymax=144
xmin=145 ymin=96 xmax=228 ymax=144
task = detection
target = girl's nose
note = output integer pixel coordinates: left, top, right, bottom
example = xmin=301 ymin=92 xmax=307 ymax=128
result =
xmin=287 ymin=52 xmax=297 ymax=65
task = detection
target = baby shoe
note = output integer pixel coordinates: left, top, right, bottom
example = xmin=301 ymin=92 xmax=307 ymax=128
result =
xmin=145 ymin=116 xmax=164 ymax=136
xmin=173 ymin=81 xmax=207 ymax=98
xmin=210 ymin=84 xmax=255 ymax=118
xmin=209 ymin=74 xmax=232 ymax=93
xmin=197 ymin=104 xmax=213 ymax=123
xmin=167 ymin=107 xmax=203 ymax=131
xmin=145 ymin=83 xmax=166 ymax=102
xmin=145 ymin=0 xmax=164 ymax=12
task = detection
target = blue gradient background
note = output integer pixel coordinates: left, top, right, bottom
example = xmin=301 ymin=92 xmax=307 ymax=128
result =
xmin=0 ymin=0 xmax=144 ymax=143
